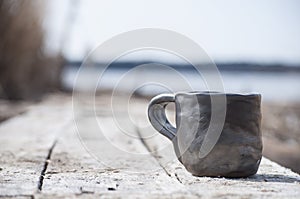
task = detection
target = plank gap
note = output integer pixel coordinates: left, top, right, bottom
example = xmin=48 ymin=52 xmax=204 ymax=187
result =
xmin=135 ymin=127 xmax=172 ymax=177
xmin=175 ymin=173 xmax=183 ymax=184
xmin=37 ymin=139 xmax=58 ymax=191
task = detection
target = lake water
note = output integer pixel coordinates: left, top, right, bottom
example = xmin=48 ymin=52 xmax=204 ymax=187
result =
xmin=63 ymin=66 xmax=300 ymax=103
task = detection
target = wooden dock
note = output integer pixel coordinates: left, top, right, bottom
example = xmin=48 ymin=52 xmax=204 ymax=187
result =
xmin=0 ymin=93 xmax=299 ymax=198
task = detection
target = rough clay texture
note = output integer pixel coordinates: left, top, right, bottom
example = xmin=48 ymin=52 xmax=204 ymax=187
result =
xmin=176 ymin=93 xmax=262 ymax=177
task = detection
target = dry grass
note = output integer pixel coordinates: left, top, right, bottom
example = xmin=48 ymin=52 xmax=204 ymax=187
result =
xmin=0 ymin=0 xmax=63 ymax=100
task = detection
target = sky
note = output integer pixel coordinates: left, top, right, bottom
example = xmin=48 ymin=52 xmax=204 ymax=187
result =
xmin=44 ymin=0 xmax=300 ymax=64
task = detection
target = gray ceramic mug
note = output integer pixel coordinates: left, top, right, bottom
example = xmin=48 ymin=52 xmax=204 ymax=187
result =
xmin=148 ymin=92 xmax=262 ymax=177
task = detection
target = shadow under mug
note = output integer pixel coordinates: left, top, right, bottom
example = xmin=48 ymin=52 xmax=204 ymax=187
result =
xmin=148 ymin=91 xmax=262 ymax=177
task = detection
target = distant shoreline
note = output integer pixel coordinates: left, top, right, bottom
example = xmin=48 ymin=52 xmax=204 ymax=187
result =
xmin=66 ymin=61 xmax=300 ymax=73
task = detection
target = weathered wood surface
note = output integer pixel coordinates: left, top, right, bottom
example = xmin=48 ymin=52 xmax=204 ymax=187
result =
xmin=0 ymin=94 xmax=299 ymax=198
xmin=0 ymin=100 xmax=30 ymax=123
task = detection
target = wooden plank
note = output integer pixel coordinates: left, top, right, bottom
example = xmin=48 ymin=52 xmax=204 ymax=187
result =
xmin=0 ymin=94 xmax=73 ymax=197
xmin=1 ymin=93 xmax=299 ymax=198
xmin=0 ymin=99 xmax=30 ymax=123
xmin=41 ymin=95 xmax=193 ymax=197
xmin=34 ymin=192 xmax=198 ymax=199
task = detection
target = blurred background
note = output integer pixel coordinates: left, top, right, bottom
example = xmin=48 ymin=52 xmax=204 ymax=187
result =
xmin=0 ymin=0 xmax=299 ymax=173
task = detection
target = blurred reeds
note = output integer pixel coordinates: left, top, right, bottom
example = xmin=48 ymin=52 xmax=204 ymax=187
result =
xmin=0 ymin=0 xmax=63 ymax=100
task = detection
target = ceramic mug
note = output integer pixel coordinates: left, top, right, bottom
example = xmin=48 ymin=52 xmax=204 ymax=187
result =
xmin=148 ymin=91 xmax=262 ymax=177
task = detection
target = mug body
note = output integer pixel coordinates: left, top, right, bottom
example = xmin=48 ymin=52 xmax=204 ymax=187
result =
xmin=174 ymin=92 xmax=262 ymax=177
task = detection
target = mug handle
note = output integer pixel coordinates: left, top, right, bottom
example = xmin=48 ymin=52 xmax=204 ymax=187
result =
xmin=148 ymin=94 xmax=176 ymax=140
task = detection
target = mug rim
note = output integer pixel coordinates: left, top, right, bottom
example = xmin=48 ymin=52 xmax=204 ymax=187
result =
xmin=175 ymin=91 xmax=261 ymax=97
